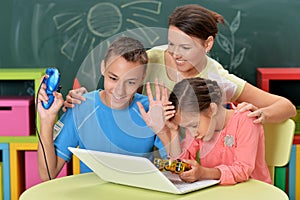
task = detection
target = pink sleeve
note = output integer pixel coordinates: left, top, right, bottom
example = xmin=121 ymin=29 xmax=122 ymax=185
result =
xmin=169 ymin=130 xmax=199 ymax=161
xmin=215 ymin=115 xmax=262 ymax=185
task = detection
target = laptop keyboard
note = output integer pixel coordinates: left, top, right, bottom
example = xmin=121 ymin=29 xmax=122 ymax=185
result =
xmin=164 ymin=171 xmax=218 ymax=192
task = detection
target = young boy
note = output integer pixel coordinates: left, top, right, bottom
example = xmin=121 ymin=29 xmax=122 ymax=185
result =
xmin=37 ymin=37 xmax=166 ymax=181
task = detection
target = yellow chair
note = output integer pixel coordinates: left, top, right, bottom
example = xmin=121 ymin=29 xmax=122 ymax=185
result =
xmin=263 ymin=119 xmax=295 ymax=184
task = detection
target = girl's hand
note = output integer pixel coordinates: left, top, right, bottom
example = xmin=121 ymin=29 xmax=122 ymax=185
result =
xmin=179 ymin=159 xmax=204 ymax=183
xmin=235 ymin=102 xmax=266 ymax=124
xmin=63 ymin=87 xmax=88 ymax=112
xmin=137 ymin=79 xmax=169 ymax=133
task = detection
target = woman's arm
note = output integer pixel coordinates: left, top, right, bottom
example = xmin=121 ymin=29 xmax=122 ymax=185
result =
xmin=236 ymin=82 xmax=296 ymax=123
xmin=62 ymin=87 xmax=88 ymax=112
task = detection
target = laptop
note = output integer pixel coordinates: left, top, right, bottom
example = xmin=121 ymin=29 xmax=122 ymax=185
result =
xmin=68 ymin=147 xmax=220 ymax=194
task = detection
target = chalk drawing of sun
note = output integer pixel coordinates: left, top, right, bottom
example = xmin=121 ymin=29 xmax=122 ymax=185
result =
xmin=52 ymin=1 xmax=162 ymax=62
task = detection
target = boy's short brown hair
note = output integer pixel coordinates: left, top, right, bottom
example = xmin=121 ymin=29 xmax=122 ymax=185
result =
xmin=103 ymin=37 xmax=148 ymax=68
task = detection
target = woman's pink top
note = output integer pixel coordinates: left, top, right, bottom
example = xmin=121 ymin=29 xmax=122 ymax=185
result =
xmin=174 ymin=111 xmax=272 ymax=185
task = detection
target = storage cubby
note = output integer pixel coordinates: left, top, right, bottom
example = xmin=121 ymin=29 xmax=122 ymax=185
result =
xmin=257 ymin=67 xmax=300 ymax=197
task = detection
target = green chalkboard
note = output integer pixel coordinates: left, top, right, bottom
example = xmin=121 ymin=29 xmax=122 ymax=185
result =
xmin=1 ymin=0 xmax=300 ymax=102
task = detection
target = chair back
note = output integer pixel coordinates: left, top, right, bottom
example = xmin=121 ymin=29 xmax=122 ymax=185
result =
xmin=263 ymin=119 xmax=295 ymax=184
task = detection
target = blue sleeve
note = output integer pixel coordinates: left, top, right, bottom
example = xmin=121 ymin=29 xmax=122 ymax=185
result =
xmin=154 ymin=136 xmax=167 ymax=159
xmin=53 ymin=109 xmax=79 ymax=162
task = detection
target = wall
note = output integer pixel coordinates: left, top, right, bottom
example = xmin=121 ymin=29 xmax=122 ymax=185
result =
xmin=0 ymin=0 xmax=300 ymax=101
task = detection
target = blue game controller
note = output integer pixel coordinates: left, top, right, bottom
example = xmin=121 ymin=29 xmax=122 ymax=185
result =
xmin=41 ymin=67 xmax=61 ymax=109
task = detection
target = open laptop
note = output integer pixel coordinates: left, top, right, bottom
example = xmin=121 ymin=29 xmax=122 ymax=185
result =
xmin=68 ymin=147 xmax=219 ymax=194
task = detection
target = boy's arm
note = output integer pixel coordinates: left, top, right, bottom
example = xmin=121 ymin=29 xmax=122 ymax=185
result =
xmin=37 ymin=91 xmax=66 ymax=181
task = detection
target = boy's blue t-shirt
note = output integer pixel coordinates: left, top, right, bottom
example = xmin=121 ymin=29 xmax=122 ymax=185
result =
xmin=53 ymin=90 xmax=166 ymax=173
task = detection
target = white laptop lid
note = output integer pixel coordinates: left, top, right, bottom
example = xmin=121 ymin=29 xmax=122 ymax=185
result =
xmin=68 ymin=147 xmax=219 ymax=194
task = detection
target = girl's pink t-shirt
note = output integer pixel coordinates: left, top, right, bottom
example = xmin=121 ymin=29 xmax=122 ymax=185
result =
xmin=174 ymin=111 xmax=272 ymax=185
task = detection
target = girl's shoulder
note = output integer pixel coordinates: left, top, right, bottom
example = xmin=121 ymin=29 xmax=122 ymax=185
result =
xmin=227 ymin=110 xmax=263 ymax=133
xmin=230 ymin=110 xmax=253 ymax=124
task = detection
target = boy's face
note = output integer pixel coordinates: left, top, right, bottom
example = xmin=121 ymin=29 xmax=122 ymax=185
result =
xmin=102 ymin=56 xmax=145 ymax=109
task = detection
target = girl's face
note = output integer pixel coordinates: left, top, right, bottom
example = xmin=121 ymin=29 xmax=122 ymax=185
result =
xmin=167 ymin=26 xmax=209 ymax=74
xmin=173 ymin=109 xmax=217 ymax=141
xmin=102 ymin=56 xmax=145 ymax=109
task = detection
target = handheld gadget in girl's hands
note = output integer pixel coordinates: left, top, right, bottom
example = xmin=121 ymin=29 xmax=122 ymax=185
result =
xmin=42 ymin=67 xmax=61 ymax=109
xmin=154 ymin=158 xmax=191 ymax=174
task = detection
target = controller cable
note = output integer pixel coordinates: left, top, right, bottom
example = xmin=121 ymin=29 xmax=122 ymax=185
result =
xmin=35 ymin=80 xmax=52 ymax=180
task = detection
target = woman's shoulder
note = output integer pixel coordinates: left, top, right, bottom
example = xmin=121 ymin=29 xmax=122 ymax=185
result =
xmin=147 ymin=47 xmax=165 ymax=63
xmin=206 ymin=56 xmax=226 ymax=70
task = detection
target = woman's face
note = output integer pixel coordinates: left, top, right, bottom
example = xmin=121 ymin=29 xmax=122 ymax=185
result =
xmin=167 ymin=26 xmax=208 ymax=74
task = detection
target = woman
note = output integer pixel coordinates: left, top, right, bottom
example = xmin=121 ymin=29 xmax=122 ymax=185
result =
xmin=64 ymin=4 xmax=296 ymax=123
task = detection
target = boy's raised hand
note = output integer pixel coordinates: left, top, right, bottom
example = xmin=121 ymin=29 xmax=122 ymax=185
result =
xmin=137 ymin=79 xmax=173 ymax=133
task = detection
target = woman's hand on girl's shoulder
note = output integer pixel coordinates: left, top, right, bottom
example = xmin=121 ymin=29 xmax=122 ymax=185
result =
xmin=235 ymin=102 xmax=265 ymax=124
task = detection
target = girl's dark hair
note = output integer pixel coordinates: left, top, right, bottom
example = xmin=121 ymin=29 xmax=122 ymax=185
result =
xmin=104 ymin=36 xmax=148 ymax=67
xmin=168 ymin=4 xmax=224 ymax=40
xmin=169 ymin=77 xmax=222 ymax=113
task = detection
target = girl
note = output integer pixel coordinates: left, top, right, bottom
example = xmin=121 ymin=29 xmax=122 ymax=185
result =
xmin=138 ymin=77 xmax=272 ymax=185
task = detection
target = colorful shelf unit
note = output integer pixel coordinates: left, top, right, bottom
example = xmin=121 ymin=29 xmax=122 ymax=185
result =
xmin=72 ymin=155 xmax=81 ymax=175
xmin=0 ymin=162 xmax=2 ymax=200
xmin=0 ymin=143 xmax=10 ymax=200
xmin=288 ymin=135 xmax=300 ymax=200
xmin=9 ymin=142 xmax=72 ymax=200
xmin=0 ymin=68 xmax=46 ymax=141
xmin=257 ymin=68 xmax=300 ymax=92
xmin=257 ymin=68 xmax=300 ymax=134
xmin=257 ymin=67 xmax=300 ymax=196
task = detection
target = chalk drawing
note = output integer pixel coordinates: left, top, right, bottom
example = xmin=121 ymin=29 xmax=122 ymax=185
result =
xmin=216 ymin=11 xmax=246 ymax=73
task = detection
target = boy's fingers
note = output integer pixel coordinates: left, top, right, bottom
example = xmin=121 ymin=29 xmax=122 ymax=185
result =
xmin=155 ymin=78 xmax=161 ymax=100
xmin=136 ymin=102 xmax=147 ymax=120
xmin=161 ymin=81 xmax=168 ymax=102
xmin=146 ymin=82 xmax=154 ymax=103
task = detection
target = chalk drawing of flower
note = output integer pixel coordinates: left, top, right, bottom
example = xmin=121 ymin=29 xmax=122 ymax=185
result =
xmin=216 ymin=11 xmax=246 ymax=72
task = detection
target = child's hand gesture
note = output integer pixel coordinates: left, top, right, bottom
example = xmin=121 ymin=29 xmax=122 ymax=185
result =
xmin=179 ymin=160 xmax=204 ymax=182
xmin=179 ymin=159 xmax=221 ymax=183
xmin=137 ymin=79 xmax=174 ymax=133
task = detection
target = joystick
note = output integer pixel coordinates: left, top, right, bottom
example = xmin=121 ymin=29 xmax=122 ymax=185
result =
xmin=41 ymin=67 xmax=61 ymax=109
